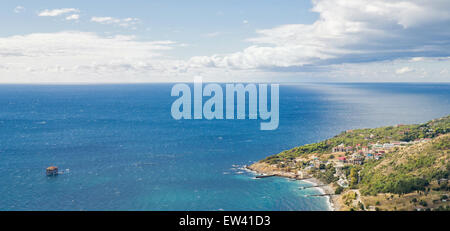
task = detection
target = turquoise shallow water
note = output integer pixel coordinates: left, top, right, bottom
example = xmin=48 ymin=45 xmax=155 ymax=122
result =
xmin=0 ymin=83 xmax=449 ymax=211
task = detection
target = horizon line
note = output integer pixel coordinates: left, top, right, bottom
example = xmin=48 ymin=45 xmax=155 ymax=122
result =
xmin=0 ymin=81 xmax=449 ymax=85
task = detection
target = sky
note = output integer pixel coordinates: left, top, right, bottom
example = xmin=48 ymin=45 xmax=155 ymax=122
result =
xmin=0 ymin=0 xmax=450 ymax=83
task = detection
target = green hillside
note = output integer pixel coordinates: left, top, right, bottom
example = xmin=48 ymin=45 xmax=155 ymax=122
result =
xmin=262 ymin=115 xmax=450 ymax=165
xmin=256 ymin=115 xmax=450 ymax=210
xmin=359 ymin=134 xmax=449 ymax=195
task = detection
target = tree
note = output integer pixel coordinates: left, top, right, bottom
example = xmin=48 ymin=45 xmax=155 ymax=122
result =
xmin=350 ymin=168 xmax=359 ymax=188
xmin=419 ymin=200 xmax=428 ymax=207
xmin=358 ymin=202 xmax=365 ymax=210
xmin=335 ymin=186 xmax=344 ymax=194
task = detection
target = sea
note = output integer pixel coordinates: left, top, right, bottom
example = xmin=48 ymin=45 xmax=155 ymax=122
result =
xmin=0 ymin=83 xmax=449 ymax=211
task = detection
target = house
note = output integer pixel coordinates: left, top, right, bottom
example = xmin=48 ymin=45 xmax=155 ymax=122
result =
xmin=362 ymin=146 xmax=369 ymax=153
xmin=332 ymin=144 xmax=346 ymax=153
xmin=351 ymin=153 xmax=364 ymax=165
xmin=337 ymin=178 xmax=349 ymax=188
xmin=333 ymin=144 xmax=353 ymax=153
xmin=383 ymin=143 xmax=394 ymax=149
xmin=374 ymin=154 xmax=382 ymax=160
xmin=374 ymin=143 xmax=383 ymax=149
xmin=46 ymin=166 xmax=58 ymax=176
xmin=346 ymin=146 xmax=353 ymax=152
xmin=314 ymin=160 xmax=322 ymax=168
xmin=353 ymin=157 xmax=364 ymax=165
xmin=338 ymin=156 xmax=347 ymax=163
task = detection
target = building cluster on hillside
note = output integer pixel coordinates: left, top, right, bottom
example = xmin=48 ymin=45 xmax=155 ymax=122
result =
xmin=332 ymin=138 xmax=432 ymax=165
xmin=277 ymin=137 xmax=434 ymax=188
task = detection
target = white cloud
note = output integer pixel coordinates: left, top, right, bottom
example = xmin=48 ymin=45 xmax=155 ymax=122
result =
xmin=0 ymin=31 xmax=184 ymax=83
xmin=91 ymin=16 xmax=119 ymax=23
xmin=3 ymin=0 xmax=450 ymax=83
xmin=65 ymin=14 xmax=80 ymax=21
xmin=190 ymin=0 xmax=450 ymax=72
xmin=14 ymin=6 xmax=25 ymax=13
xmin=38 ymin=8 xmax=79 ymax=17
xmin=410 ymin=57 xmax=425 ymax=62
xmin=0 ymin=31 xmax=274 ymax=83
xmin=323 ymin=57 xmax=450 ymax=82
xmin=243 ymin=20 xmax=249 ymax=24
xmin=91 ymin=16 xmax=140 ymax=28
xmin=396 ymin=67 xmax=413 ymax=74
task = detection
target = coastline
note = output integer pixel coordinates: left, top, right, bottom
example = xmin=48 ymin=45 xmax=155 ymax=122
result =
xmin=246 ymin=163 xmax=340 ymax=211
xmin=300 ymin=177 xmax=338 ymax=211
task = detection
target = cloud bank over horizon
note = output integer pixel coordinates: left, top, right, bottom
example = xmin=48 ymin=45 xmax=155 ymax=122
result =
xmin=1 ymin=0 xmax=449 ymax=83
xmin=190 ymin=0 xmax=450 ymax=69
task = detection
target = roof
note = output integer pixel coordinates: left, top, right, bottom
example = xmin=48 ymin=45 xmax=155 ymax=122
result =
xmin=46 ymin=166 xmax=58 ymax=171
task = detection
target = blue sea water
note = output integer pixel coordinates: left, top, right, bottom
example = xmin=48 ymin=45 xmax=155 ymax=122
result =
xmin=0 ymin=83 xmax=449 ymax=211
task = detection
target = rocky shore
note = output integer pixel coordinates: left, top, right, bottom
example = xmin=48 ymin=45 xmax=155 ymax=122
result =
xmin=247 ymin=162 xmax=341 ymax=211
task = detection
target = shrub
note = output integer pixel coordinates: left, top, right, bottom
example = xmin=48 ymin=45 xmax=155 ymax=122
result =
xmin=419 ymin=200 xmax=428 ymax=207
xmin=335 ymin=186 xmax=344 ymax=194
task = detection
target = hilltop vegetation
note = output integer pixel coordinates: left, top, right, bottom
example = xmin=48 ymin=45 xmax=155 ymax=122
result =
xmin=262 ymin=115 xmax=450 ymax=165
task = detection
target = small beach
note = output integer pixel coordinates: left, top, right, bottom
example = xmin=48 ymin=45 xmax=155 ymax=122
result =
xmin=246 ymin=163 xmax=337 ymax=211
xmin=300 ymin=178 xmax=337 ymax=211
